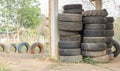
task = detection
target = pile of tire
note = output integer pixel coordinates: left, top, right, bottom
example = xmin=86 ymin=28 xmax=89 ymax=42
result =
xmin=82 ymin=9 xmax=110 ymax=63
xmin=58 ymin=4 xmax=83 ymax=62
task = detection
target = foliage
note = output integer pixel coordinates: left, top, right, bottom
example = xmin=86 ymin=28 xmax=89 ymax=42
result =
xmin=0 ymin=64 xmax=11 ymax=71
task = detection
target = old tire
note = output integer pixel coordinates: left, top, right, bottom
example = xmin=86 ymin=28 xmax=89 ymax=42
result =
xmin=106 ymin=23 xmax=113 ymax=30
xmin=18 ymin=42 xmax=30 ymax=53
xmin=63 ymin=4 xmax=82 ymax=10
xmin=31 ymin=42 xmax=44 ymax=54
xmin=8 ymin=44 xmax=17 ymax=52
xmin=0 ymin=43 xmax=7 ymax=53
xmin=106 ymin=17 xmax=114 ymax=22
xmin=84 ymin=24 xmax=106 ymax=30
xmin=81 ymin=43 xmax=107 ymax=51
xmin=60 ymin=35 xmax=81 ymax=41
xmin=105 ymin=30 xmax=114 ymax=37
xmin=63 ymin=9 xmax=83 ymax=14
xmin=59 ymin=49 xmax=81 ymax=56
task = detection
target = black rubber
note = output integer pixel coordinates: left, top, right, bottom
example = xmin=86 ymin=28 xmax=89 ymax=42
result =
xmin=59 ymin=49 xmax=81 ymax=56
xmin=83 ymin=30 xmax=105 ymax=37
xmin=18 ymin=42 xmax=30 ymax=53
xmin=107 ymin=42 xmax=112 ymax=48
xmin=60 ymin=35 xmax=81 ymax=41
xmin=105 ymin=30 xmax=114 ymax=37
xmin=63 ymin=4 xmax=82 ymax=10
xmin=58 ymin=14 xmax=82 ymax=22
xmin=83 ymin=37 xmax=106 ymax=43
xmin=106 ymin=22 xmax=114 ymax=30
xmin=83 ymin=17 xmax=106 ymax=24
xmin=58 ymin=21 xmax=83 ymax=32
xmin=81 ymin=43 xmax=107 ymax=51
xmin=106 ymin=37 xmax=113 ymax=44
xmin=82 ymin=50 xmax=106 ymax=57
xmin=82 ymin=9 xmax=108 ymax=17
xmin=63 ymin=9 xmax=83 ymax=14
xmin=106 ymin=17 xmax=114 ymax=22
xmin=59 ymin=41 xmax=80 ymax=49
xmin=8 ymin=44 xmax=17 ymax=52
xmin=84 ymin=24 xmax=106 ymax=30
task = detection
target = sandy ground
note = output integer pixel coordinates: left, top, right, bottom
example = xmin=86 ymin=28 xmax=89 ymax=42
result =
xmin=0 ymin=53 xmax=120 ymax=71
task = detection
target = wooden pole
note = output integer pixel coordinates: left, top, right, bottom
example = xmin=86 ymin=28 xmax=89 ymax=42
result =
xmin=95 ymin=0 xmax=102 ymax=10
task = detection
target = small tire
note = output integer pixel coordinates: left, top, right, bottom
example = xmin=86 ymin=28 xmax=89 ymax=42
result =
xmin=18 ymin=42 xmax=30 ymax=53
xmin=0 ymin=43 xmax=7 ymax=53
xmin=63 ymin=4 xmax=82 ymax=10
xmin=63 ymin=9 xmax=83 ymax=14
xmin=8 ymin=44 xmax=17 ymax=53
xmin=31 ymin=42 xmax=44 ymax=54
xmin=105 ymin=30 xmax=114 ymax=37
xmin=84 ymin=24 xmax=106 ymax=30
xmin=60 ymin=35 xmax=81 ymax=41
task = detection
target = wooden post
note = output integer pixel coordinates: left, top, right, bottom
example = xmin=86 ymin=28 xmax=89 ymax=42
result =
xmin=95 ymin=0 xmax=102 ymax=10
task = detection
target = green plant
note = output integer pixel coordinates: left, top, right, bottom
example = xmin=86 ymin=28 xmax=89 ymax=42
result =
xmin=82 ymin=57 xmax=96 ymax=65
xmin=0 ymin=64 xmax=11 ymax=71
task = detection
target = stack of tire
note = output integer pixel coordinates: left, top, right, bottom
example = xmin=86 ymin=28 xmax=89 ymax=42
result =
xmin=58 ymin=4 xmax=83 ymax=62
xmin=82 ymin=9 xmax=110 ymax=63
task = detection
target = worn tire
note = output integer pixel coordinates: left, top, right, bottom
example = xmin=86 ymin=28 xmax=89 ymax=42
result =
xmin=84 ymin=24 xmax=106 ymax=30
xmin=107 ymin=42 xmax=112 ymax=48
xmin=83 ymin=37 xmax=106 ymax=43
xmin=82 ymin=9 xmax=108 ymax=17
xmin=105 ymin=30 xmax=114 ymax=37
xmin=83 ymin=30 xmax=105 ymax=37
xmin=58 ymin=14 xmax=82 ymax=22
xmin=63 ymin=4 xmax=82 ymax=10
xmin=82 ymin=50 xmax=106 ymax=57
xmin=60 ymin=35 xmax=81 ymax=41
xmin=59 ymin=49 xmax=81 ymax=56
xmin=106 ymin=17 xmax=114 ymax=22
xmin=81 ymin=43 xmax=107 ymax=51
xmin=63 ymin=9 xmax=83 ymax=14
xmin=0 ymin=43 xmax=7 ymax=53
xmin=58 ymin=21 xmax=83 ymax=32
xmin=59 ymin=41 xmax=80 ymax=49
xmin=106 ymin=22 xmax=113 ymax=30
xmin=18 ymin=42 xmax=30 ymax=53
xmin=106 ymin=37 xmax=113 ymax=44
xmin=8 ymin=44 xmax=17 ymax=52
xmin=83 ymin=17 xmax=106 ymax=24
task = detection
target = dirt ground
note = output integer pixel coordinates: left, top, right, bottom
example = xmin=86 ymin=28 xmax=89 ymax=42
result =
xmin=0 ymin=53 xmax=120 ymax=71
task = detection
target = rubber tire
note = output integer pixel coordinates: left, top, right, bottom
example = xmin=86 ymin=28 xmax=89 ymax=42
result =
xmin=18 ymin=42 xmax=30 ymax=53
xmin=105 ymin=30 xmax=114 ymax=37
xmin=59 ymin=49 xmax=81 ymax=56
xmin=60 ymin=55 xmax=83 ymax=63
xmin=82 ymin=9 xmax=108 ymax=17
xmin=106 ymin=17 xmax=114 ymax=22
xmin=106 ymin=22 xmax=113 ymax=30
xmin=60 ymin=35 xmax=81 ymax=41
xmin=58 ymin=14 xmax=82 ymax=22
xmin=58 ymin=21 xmax=83 ymax=32
xmin=8 ymin=44 xmax=17 ymax=52
xmin=83 ymin=37 xmax=106 ymax=43
xmin=106 ymin=37 xmax=113 ymax=44
xmin=63 ymin=4 xmax=82 ymax=10
xmin=107 ymin=42 xmax=112 ymax=48
xmin=82 ymin=50 xmax=106 ymax=57
xmin=0 ymin=43 xmax=7 ymax=53
xmin=81 ymin=43 xmax=107 ymax=51
xmin=83 ymin=17 xmax=106 ymax=24
xmin=84 ymin=24 xmax=106 ymax=30
xmin=31 ymin=42 xmax=44 ymax=54
xmin=63 ymin=9 xmax=83 ymax=14
xmin=59 ymin=41 xmax=80 ymax=49
xmin=83 ymin=30 xmax=105 ymax=37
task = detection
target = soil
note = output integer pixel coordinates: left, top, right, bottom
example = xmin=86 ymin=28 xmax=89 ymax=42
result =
xmin=0 ymin=53 xmax=120 ymax=71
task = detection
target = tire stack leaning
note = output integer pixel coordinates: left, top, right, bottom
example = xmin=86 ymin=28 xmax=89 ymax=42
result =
xmin=58 ymin=4 xmax=83 ymax=62
xmin=82 ymin=9 xmax=110 ymax=63
xmin=106 ymin=17 xmax=115 ymax=60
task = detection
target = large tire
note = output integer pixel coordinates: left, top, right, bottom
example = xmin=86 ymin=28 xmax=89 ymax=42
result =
xmin=81 ymin=43 xmax=107 ymax=51
xmin=83 ymin=17 xmax=106 ymax=24
xmin=63 ymin=4 xmax=82 ymax=10
xmin=59 ymin=41 xmax=80 ymax=49
xmin=7 ymin=44 xmax=17 ymax=53
xmin=0 ymin=43 xmax=7 ymax=53
xmin=59 ymin=49 xmax=81 ymax=56
xmin=31 ymin=42 xmax=44 ymax=54
xmin=60 ymin=55 xmax=83 ymax=63
xmin=18 ymin=42 xmax=30 ymax=53
xmin=83 ymin=37 xmax=106 ymax=43
xmin=83 ymin=30 xmax=105 ymax=37
xmin=105 ymin=30 xmax=114 ymax=37
xmin=63 ymin=9 xmax=83 ymax=14
xmin=58 ymin=21 xmax=83 ymax=32
xmin=84 ymin=24 xmax=106 ymax=30
xmin=58 ymin=14 xmax=82 ymax=22
xmin=82 ymin=9 xmax=108 ymax=17
xmin=82 ymin=50 xmax=106 ymax=57
xmin=106 ymin=17 xmax=114 ymax=22
xmin=106 ymin=22 xmax=113 ymax=30
xmin=60 ymin=35 xmax=81 ymax=41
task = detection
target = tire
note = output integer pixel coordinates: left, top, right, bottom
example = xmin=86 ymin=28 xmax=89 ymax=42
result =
xmin=83 ymin=17 xmax=106 ymax=24
xmin=63 ymin=4 xmax=82 ymax=10
xmin=18 ymin=42 xmax=30 ymax=53
xmin=31 ymin=42 xmax=44 ymax=54
xmin=82 ymin=50 xmax=106 ymax=57
xmin=106 ymin=17 xmax=114 ymax=22
xmin=83 ymin=30 xmax=105 ymax=37
xmin=106 ymin=23 xmax=113 ymax=30
xmin=81 ymin=43 xmax=107 ymax=51
xmin=59 ymin=49 xmax=81 ymax=56
xmin=83 ymin=37 xmax=106 ymax=43
xmin=0 ymin=43 xmax=7 ymax=53
xmin=105 ymin=30 xmax=114 ymax=37
xmin=106 ymin=48 xmax=112 ymax=54
xmin=63 ymin=9 xmax=83 ymax=14
xmin=60 ymin=55 xmax=83 ymax=63
xmin=84 ymin=24 xmax=106 ymax=30
xmin=58 ymin=14 xmax=82 ymax=22
xmin=58 ymin=21 xmax=83 ymax=32
xmin=107 ymin=42 xmax=112 ymax=48
xmin=106 ymin=37 xmax=113 ymax=44
xmin=59 ymin=41 xmax=80 ymax=49
xmin=59 ymin=30 xmax=80 ymax=37
xmin=82 ymin=9 xmax=108 ymax=17
xmin=112 ymin=39 xmax=120 ymax=57
xmin=8 ymin=44 xmax=17 ymax=52
xmin=60 ymin=35 xmax=81 ymax=41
